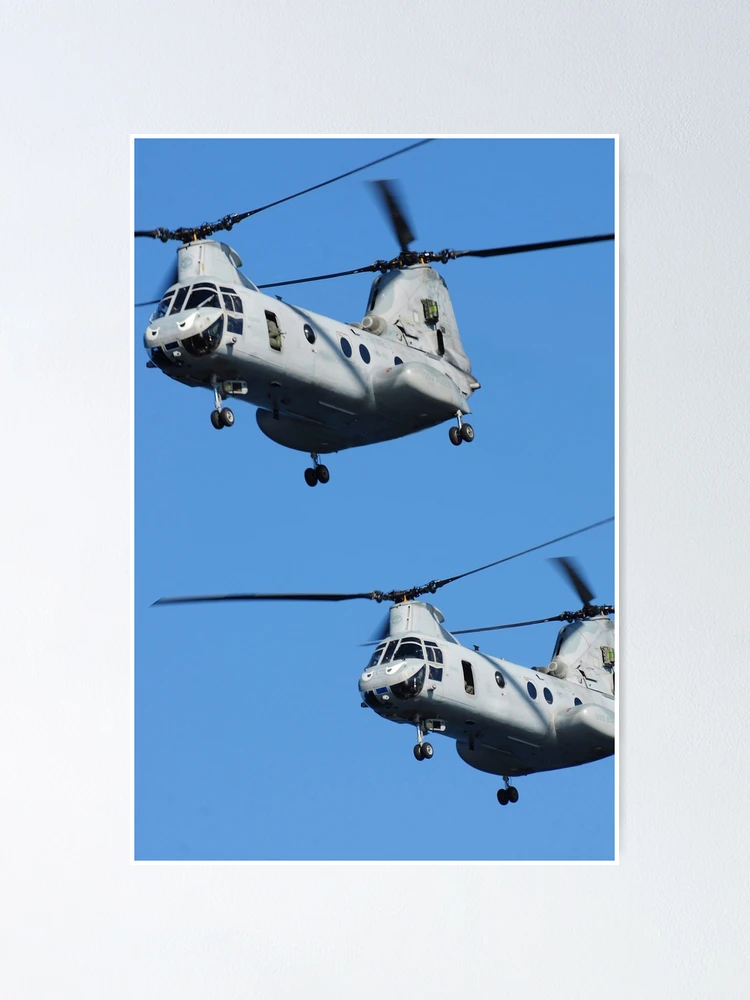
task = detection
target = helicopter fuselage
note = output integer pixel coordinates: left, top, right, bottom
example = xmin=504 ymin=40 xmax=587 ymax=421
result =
xmin=144 ymin=242 xmax=477 ymax=456
xmin=358 ymin=602 xmax=615 ymax=778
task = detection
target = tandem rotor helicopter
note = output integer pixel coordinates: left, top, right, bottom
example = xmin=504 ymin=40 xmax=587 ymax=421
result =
xmin=135 ymin=139 xmax=614 ymax=486
xmin=154 ymin=517 xmax=614 ymax=806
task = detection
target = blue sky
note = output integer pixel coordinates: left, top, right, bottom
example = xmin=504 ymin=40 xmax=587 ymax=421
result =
xmin=134 ymin=137 xmax=615 ymax=861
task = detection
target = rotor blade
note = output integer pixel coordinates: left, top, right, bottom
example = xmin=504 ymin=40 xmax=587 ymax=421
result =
xmin=368 ymin=611 xmax=392 ymax=643
xmin=452 ymin=615 xmax=568 ymax=636
xmin=257 ymin=264 xmax=377 ymax=290
xmin=371 ymin=179 xmax=416 ymax=251
xmin=153 ymin=591 xmax=378 ymax=607
xmin=135 ymin=259 xmax=179 ymax=308
xmin=452 ymin=233 xmax=614 ymax=260
xmin=134 ymin=139 xmax=435 ymax=240
xmin=433 ymin=517 xmax=614 ymax=592
xmin=551 ymin=556 xmax=596 ymax=606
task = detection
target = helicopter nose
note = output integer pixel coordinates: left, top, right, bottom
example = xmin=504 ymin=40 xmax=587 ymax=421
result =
xmin=144 ymin=307 xmax=223 ymax=349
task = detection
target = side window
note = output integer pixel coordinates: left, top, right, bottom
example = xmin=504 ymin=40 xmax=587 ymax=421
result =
xmin=494 ymin=670 xmax=505 ymax=689
xmin=428 ymin=665 xmax=443 ymax=682
xmin=359 ymin=344 xmax=371 ymax=364
xmin=227 ymin=316 xmax=243 ymax=335
xmin=340 ymin=337 xmax=352 ymax=358
xmin=425 ymin=642 xmax=443 ymax=664
xmin=232 ymin=295 xmax=243 ymax=313
xmin=543 ymin=687 xmax=553 ymax=704
xmin=527 ymin=682 xmax=537 ymax=700
xmin=265 ymin=311 xmax=282 ymax=351
xmin=170 ymin=286 xmax=189 ymax=313
xmin=461 ymin=660 xmax=475 ymax=695
xmin=303 ymin=324 xmax=316 ymax=344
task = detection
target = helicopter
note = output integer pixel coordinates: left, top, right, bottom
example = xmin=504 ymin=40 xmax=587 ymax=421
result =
xmin=135 ymin=139 xmax=614 ymax=487
xmin=153 ymin=516 xmax=614 ymax=806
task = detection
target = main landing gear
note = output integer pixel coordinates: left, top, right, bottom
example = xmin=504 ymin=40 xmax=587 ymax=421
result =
xmin=413 ymin=723 xmax=434 ymax=761
xmin=304 ymin=453 xmax=330 ymax=487
xmin=210 ymin=385 xmax=234 ymax=429
xmin=449 ymin=411 xmax=474 ymax=447
xmin=496 ymin=776 xmax=519 ymax=806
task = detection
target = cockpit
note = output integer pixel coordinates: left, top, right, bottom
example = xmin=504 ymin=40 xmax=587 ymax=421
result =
xmin=148 ymin=282 xmax=246 ymax=365
xmin=366 ymin=636 xmax=443 ymax=669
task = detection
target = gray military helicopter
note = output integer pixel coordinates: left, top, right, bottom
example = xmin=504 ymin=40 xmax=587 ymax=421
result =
xmin=154 ymin=516 xmax=614 ymax=805
xmin=136 ymin=140 xmax=614 ymax=486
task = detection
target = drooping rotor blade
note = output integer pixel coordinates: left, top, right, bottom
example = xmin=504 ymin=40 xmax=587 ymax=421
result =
xmin=551 ymin=556 xmax=596 ymax=606
xmin=153 ymin=517 xmax=613 ymax=610
xmin=433 ymin=517 xmax=614 ymax=594
xmin=257 ymin=264 xmax=377 ymax=290
xmin=452 ymin=233 xmax=614 ymax=260
xmin=134 ymin=139 xmax=435 ymax=242
xmin=368 ymin=612 xmax=392 ymax=644
xmin=452 ymin=615 xmax=572 ymax=636
xmin=371 ymin=179 xmax=416 ymax=251
xmin=153 ymin=591 xmax=380 ymax=607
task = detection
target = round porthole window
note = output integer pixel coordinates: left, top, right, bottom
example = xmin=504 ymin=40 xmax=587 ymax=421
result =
xmin=359 ymin=344 xmax=371 ymax=364
xmin=494 ymin=671 xmax=505 ymax=689
xmin=543 ymin=687 xmax=553 ymax=704
xmin=303 ymin=323 xmax=316 ymax=344
xmin=526 ymin=681 xmax=537 ymax=700
xmin=340 ymin=337 xmax=352 ymax=358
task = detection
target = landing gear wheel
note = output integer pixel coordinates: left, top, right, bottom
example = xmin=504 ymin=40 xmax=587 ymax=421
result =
xmin=304 ymin=468 xmax=318 ymax=487
xmin=508 ymin=786 xmax=519 ymax=803
xmin=315 ymin=464 xmax=330 ymax=485
xmin=460 ymin=423 xmax=474 ymax=443
xmin=449 ymin=426 xmax=462 ymax=446
xmin=497 ymin=789 xmax=509 ymax=806
xmin=210 ymin=410 xmax=223 ymax=430
xmin=413 ymin=744 xmax=424 ymax=761
xmin=421 ymin=742 xmax=434 ymax=759
xmin=220 ymin=407 xmax=234 ymax=427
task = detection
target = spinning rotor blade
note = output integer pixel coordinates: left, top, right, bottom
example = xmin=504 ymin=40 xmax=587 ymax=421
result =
xmin=452 ymin=615 xmax=573 ymax=636
xmin=258 ymin=232 xmax=614 ymax=289
xmin=135 ymin=259 xmax=179 ymax=308
xmin=371 ymin=179 xmax=416 ymax=251
xmin=134 ymin=139 xmax=435 ymax=242
xmin=451 ymin=233 xmax=614 ymax=260
xmin=551 ymin=556 xmax=596 ymax=606
xmin=154 ymin=517 xmax=613 ymax=609
xmin=153 ymin=591 xmax=379 ymax=607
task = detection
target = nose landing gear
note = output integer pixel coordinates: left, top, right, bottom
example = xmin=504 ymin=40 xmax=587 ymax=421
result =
xmin=304 ymin=453 xmax=330 ymax=487
xmin=413 ymin=722 xmax=434 ymax=761
xmin=497 ymin=776 xmax=519 ymax=806
xmin=449 ymin=411 xmax=474 ymax=446
xmin=210 ymin=385 xmax=234 ymax=429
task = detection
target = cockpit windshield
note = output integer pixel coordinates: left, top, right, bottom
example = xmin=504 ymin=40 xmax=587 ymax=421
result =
xmin=367 ymin=644 xmax=386 ymax=669
xmin=153 ymin=294 xmax=173 ymax=320
xmin=393 ymin=637 xmax=424 ymax=661
xmin=185 ymin=284 xmax=220 ymax=310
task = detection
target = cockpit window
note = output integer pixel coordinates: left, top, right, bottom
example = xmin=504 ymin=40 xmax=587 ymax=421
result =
xmin=380 ymin=640 xmax=398 ymax=665
xmin=153 ymin=294 xmax=173 ymax=319
xmin=170 ymin=286 xmax=189 ymax=314
xmin=367 ymin=644 xmax=386 ymax=668
xmin=425 ymin=641 xmax=443 ymax=664
xmin=186 ymin=285 xmax=220 ymax=310
xmin=393 ymin=638 xmax=424 ymax=661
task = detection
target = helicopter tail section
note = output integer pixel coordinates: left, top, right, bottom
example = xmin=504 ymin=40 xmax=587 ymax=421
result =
xmin=364 ymin=265 xmax=473 ymax=374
